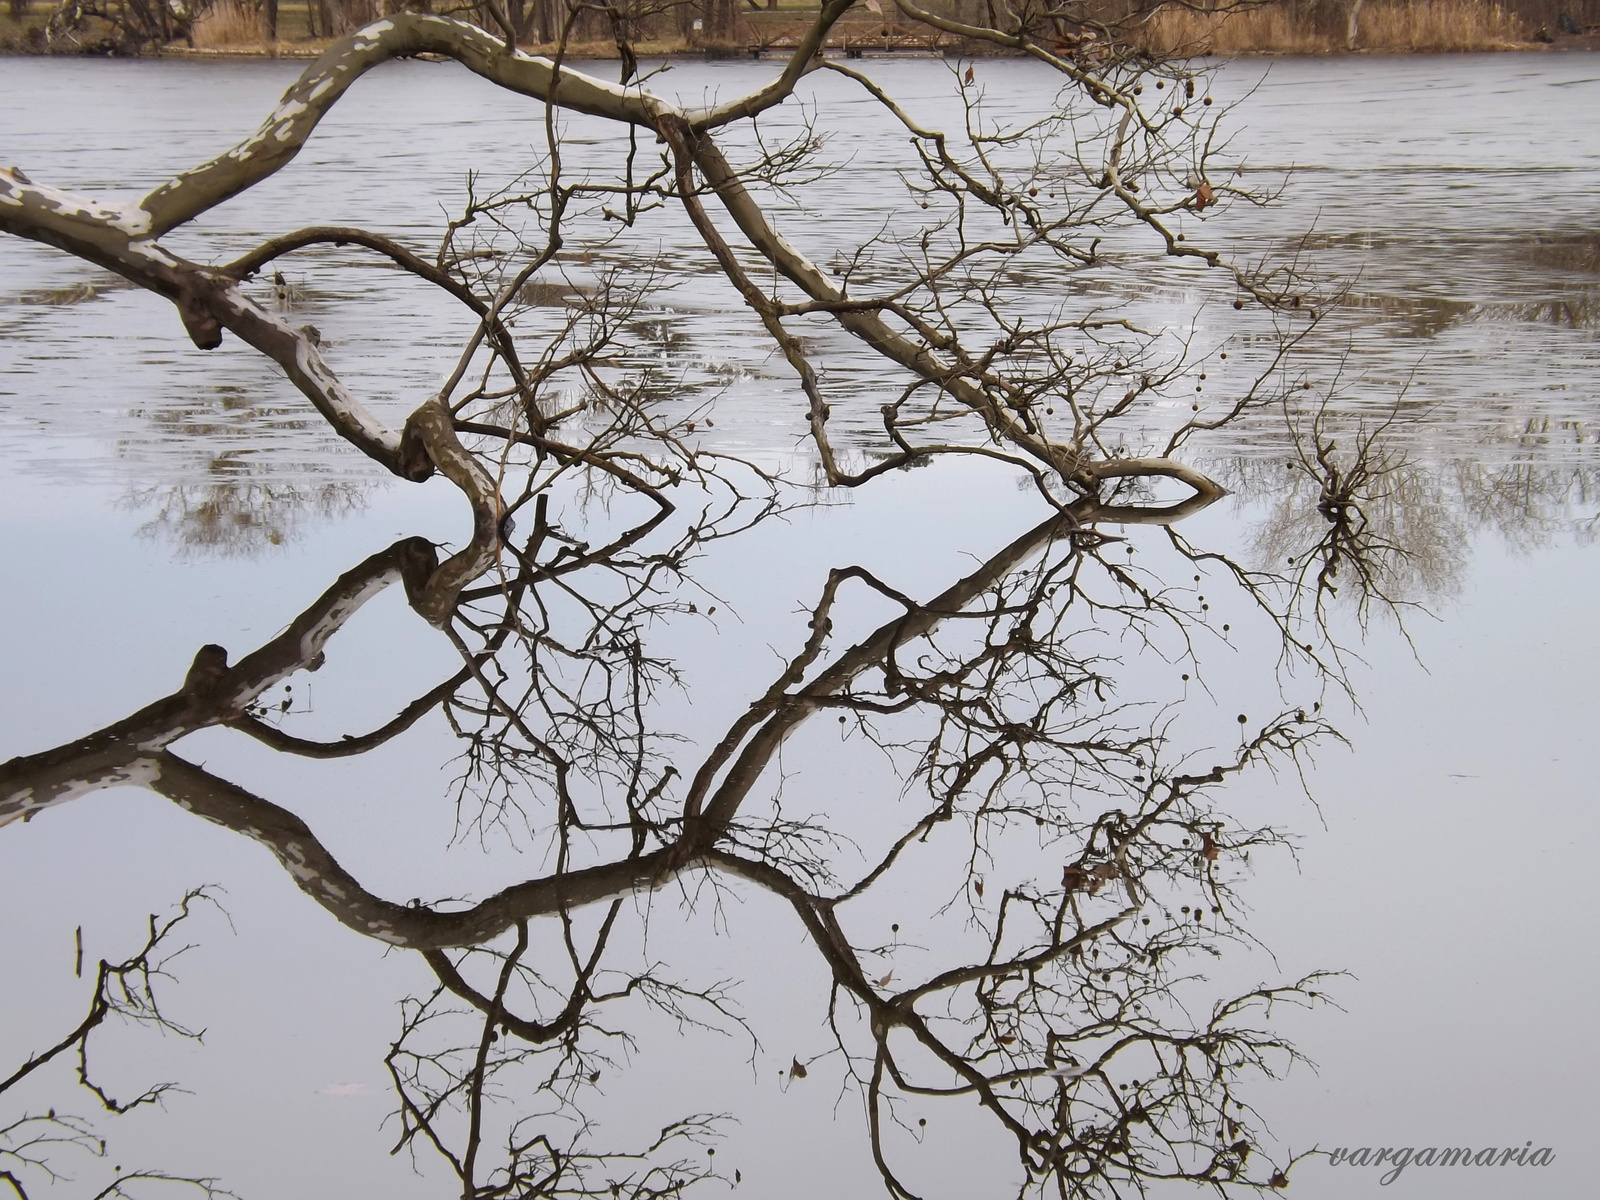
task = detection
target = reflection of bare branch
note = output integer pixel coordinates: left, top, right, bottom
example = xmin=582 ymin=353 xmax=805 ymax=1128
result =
xmin=1 ymin=1110 xmax=237 ymax=1200
xmin=2 ymin=1114 xmax=104 ymax=1200
xmin=2 ymin=892 xmax=235 ymax=1200
xmin=4 ymin=464 xmax=1342 ymax=1198
xmin=0 ymin=539 xmax=441 ymax=827
xmin=691 ymin=528 xmax=1339 ymax=1195
xmin=1245 ymin=398 xmax=1467 ymax=632
xmin=389 ymin=969 xmax=727 ymax=1200
xmin=123 ymin=478 xmax=370 ymax=558
xmin=2 ymin=890 xmax=219 ymax=1113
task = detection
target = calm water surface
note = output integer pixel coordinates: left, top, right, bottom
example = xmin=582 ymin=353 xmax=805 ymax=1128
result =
xmin=1 ymin=50 xmax=1597 ymax=1200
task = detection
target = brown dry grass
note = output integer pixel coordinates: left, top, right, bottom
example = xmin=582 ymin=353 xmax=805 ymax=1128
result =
xmin=191 ymin=0 xmax=266 ymax=48
xmin=1360 ymin=0 xmax=1526 ymax=48
xmin=1141 ymin=0 xmax=1528 ymax=54
xmin=1142 ymin=5 xmax=1331 ymax=53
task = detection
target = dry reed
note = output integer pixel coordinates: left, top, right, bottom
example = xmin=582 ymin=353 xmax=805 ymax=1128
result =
xmin=1141 ymin=4 xmax=1331 ymax=53
xmin=1361 ymin=0 xmax=1526 ymax=48
xmin=1140 ymin=0 xmax=1528 ymax=54
xmin=191 ymin=0 xmax=265 ymax=47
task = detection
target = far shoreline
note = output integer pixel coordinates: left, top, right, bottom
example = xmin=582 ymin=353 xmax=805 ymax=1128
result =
xmin=5 ymin=0 xmax=1598 ymax=60
xmin=4 ymin=36 xmax=1598 ymax=59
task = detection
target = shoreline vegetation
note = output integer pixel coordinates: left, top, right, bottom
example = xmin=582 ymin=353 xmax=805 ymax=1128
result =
xmin=2 ymin=0 xmax=1598 ymax=59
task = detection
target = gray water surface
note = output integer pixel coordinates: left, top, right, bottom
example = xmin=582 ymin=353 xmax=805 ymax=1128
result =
xmin=1 ymin=50 xmax=1597 ymax=1200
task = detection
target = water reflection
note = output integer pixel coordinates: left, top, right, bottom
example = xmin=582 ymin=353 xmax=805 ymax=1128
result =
xmin=11 ymin=275 xmax=135 ymax=310
xmin=124 ymin=474 xmax=372 ymax=557
xmin=1223 ymin=405 xmax=1600 ymax=594
xmin=112 ymin=382 xmax=377 ymax=555
xmin=1233 ymin=405 xmax=1469 ymax=626
xmin=4 ymin=468 xmax=1350 ymax=1197
xmin=3 ymin=45 xmax=1598 ymax=1200
xmin=1453 ymin=461 xmax=1600 ymax=546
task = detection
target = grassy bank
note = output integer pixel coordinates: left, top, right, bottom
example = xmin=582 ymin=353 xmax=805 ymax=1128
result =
xmin=3 ymin=0 xmax=1597 ymax=55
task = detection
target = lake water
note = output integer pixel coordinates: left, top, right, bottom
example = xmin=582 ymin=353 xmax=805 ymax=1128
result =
xmin=1 ymin=47 xmax=1597 ymax=1200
